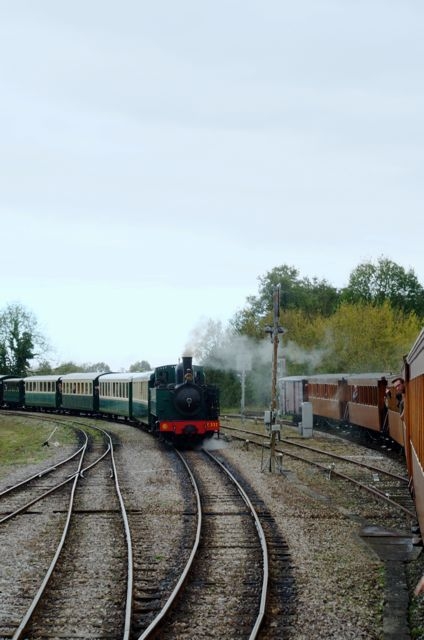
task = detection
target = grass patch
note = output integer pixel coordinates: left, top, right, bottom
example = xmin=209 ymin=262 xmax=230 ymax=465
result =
xmin=0 ymin=413 xmax=77 ymax=472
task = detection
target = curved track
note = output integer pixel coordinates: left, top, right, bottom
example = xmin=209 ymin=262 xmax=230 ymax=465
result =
xmin=138 ymin=447 xmax=269 ymax=640
xmin=0 ymin=418 xmax=133 ymax=640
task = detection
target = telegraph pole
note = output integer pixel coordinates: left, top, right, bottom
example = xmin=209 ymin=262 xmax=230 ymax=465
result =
xmin=264 ymin=285 xmax=285 ymax=472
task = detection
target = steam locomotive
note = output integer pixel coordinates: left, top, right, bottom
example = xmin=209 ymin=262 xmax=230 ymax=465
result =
xmin=0 ymin=356 xmax=220 ymax=443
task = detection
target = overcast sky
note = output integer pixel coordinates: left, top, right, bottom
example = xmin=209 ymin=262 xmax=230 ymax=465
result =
xmin=1 ymin=1 xmax=423 ymax=370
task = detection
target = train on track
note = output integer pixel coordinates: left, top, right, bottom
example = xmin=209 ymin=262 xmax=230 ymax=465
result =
xmin=279 ymin=371 xmax=403 ymax=444
xmin=278 ymin=326 xmax=424 ymax=540
xmin=0 ymin=355 xmax=220 ymax=444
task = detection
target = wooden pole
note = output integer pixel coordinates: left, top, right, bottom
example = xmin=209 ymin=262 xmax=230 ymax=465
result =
xmin=269 ymin=285 xmax=281 ymax=472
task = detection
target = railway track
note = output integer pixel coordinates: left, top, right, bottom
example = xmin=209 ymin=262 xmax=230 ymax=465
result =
xmin=5 ymin=412 xmax=387 ymax=637
xmin=1 ymin=413 xmax=289 ymax=638
xmin=220 ymin=421 xmax=418 ymax=529
xmin=0 ymin=419 xmax=133 ymax=639
xmin=138 ymin=447 xmax=269 ymax=639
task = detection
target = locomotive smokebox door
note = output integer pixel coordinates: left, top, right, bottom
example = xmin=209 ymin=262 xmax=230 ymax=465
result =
xmin=173 ymin=385 xmax=201 ymax=416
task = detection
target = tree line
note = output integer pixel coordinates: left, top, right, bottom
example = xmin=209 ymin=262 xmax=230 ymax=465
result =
xmin=193 ymin=257 xmax=424 ymax=407
xmin=1 ymin=256 xmax=423 ymax=410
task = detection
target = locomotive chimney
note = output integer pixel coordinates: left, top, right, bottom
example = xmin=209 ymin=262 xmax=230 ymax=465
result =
xmin=182 ymin=355 xmax=193 ymax=372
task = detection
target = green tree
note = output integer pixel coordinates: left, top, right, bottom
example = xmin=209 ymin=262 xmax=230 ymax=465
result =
xmin=32 ymin=360 xmax=53 ymax=374
xmin=342 ymin=256 xmax=424 ymax=317
xmin=205 ymin=367 xmax=241 ymax=409
xmin=317 ymin=302 xmax=421 ymax=373
xmin=241 ymin=264 xmax=340 ymax=319
xmin=129 ymin=360 xmax=151 ymax=372
xmin=81 ymin=362 xmax=111 ymax=372
xmin=52 ymin=362 xmax=86 ymax=374
xmin=0 ymin=303 xmax=49 ymax=375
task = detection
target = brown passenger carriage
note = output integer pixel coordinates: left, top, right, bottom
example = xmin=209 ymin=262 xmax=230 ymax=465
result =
xmin=404 ymin=328 xmax=424 ymax=535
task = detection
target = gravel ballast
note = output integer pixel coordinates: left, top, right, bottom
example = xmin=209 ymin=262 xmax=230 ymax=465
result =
xmin=1 ymin=416 xmax=424 ymax=639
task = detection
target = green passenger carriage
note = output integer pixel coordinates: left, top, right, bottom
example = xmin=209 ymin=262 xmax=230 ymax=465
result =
xmin=2 ymin=377 xmax=25 ymax=408
xmin=61 ymin=372 xmax=105 ymax=413
xmin=0 ymin=375 xmax=11 ymax=406
xmin=24 ymin=375 xmax=63 ymax=410
xmin=98 ymin=371 xmax=151 ymax=421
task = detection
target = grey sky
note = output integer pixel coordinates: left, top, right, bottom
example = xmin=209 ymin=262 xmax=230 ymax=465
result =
xmin=1 ymin=1 xmax=423 ymax=369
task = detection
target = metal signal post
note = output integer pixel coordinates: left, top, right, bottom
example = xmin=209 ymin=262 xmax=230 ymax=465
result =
xmin=264 ymin=285 xmax=285 ymax=472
